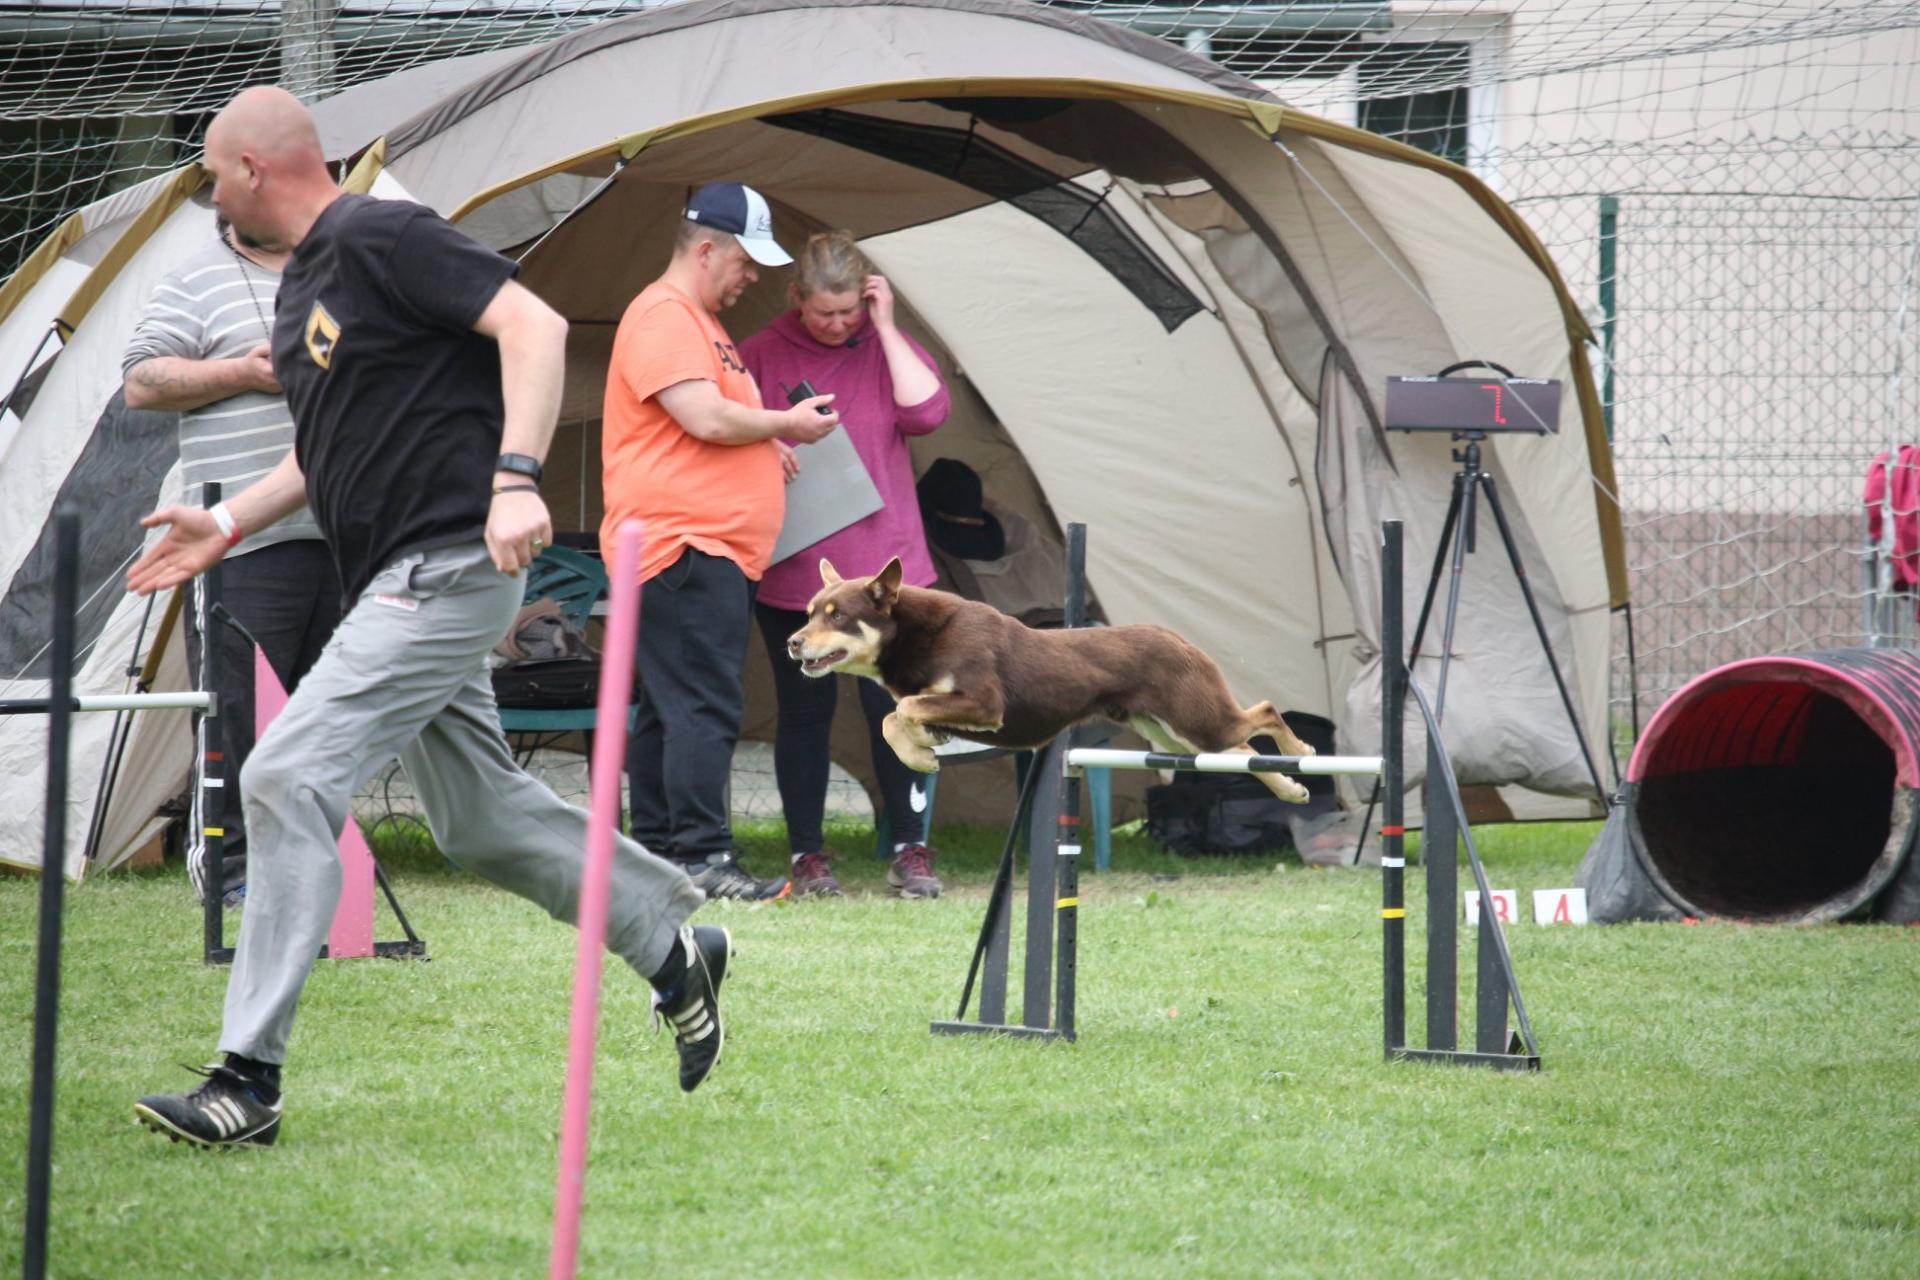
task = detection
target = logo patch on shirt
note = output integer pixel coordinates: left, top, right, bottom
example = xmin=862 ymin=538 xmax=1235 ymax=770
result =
xmin=371 ymin=593 xmax=418 ymax=613
xmin=305 ymin=301 xmax=340 ymax=369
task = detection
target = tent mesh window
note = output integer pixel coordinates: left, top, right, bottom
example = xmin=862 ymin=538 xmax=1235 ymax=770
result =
xmin=766 ymin=107 xmax=1204 ymax=333
xmin=0 ymin=394 xmax=178 ymax=680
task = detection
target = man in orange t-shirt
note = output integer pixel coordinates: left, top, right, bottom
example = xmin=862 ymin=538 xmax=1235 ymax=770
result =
xmin=603 ymin=182 xmax=839 ymax=899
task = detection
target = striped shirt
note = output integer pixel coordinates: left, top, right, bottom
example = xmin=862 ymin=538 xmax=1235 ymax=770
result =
xmin=123 ymin=237 xmax=322 ymax=554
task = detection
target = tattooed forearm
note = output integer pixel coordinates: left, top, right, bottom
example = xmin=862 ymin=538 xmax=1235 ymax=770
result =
xmin=123 ymin=355 xmax=259 ymax=412
xmin=129 ymin=360 xmax=188 ymax=396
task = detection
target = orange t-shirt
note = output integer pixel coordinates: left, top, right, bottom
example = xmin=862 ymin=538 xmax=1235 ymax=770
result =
xmin=601 ymin=280 xmax=784 ymax=583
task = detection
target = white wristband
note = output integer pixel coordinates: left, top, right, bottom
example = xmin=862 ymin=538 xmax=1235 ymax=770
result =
xmin=208 ymin=501 xmax=241 ymax=546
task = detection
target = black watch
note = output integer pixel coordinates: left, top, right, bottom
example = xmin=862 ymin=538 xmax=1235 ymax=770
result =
xmin=495 ymin=452 xmax=543 ymax=483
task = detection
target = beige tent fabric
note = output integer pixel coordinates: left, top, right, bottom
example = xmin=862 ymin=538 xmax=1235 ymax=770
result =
xmin=869 ymin=199 xmax=1334 ymax=715
xmin=0 ymin=193 xmax=215 ymax=877
xmin=382 ymin=0 xmax=1262 ymax=212
xmin=1322 ymin=146 xmax=1612 ymax=790
xmin=1129 ymin=106 xmax=1608 ymax=797
xmin=1292 ymin=146 xmax=1608 ymax=799
xmin=1127 ymin=189 xmax=1356 ymax=715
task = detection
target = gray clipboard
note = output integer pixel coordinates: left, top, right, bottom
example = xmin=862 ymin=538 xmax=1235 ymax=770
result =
xmin=770 ymin=425 xmax=885 ymax=564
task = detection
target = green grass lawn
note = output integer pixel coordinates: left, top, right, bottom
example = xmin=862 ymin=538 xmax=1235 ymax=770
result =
xmin=5 ymin=819 xmax=1918 ymax=1278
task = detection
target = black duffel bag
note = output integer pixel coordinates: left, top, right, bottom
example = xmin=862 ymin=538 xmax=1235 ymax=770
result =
xmin=491 ymin=655 xmax=601 ymax=709
xmin=490 ymin=598 xmax=600 ymax=709
xmin=1144 ymin=713 xmax=1337 ymax=857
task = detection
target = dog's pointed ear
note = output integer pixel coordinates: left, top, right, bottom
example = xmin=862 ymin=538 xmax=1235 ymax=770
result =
xmin=868 ymin=557 xmax=904 ymax=613
xmin=819 ymin=558 xmax=842 ymax=586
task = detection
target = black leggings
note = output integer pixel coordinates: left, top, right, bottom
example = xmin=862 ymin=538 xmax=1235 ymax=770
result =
xmin=754 ymin=603 xmax=927 ymax=854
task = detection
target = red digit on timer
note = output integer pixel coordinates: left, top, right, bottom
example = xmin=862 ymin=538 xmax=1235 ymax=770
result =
xmin=1479 ymin=383 xmax=1507 ymax=425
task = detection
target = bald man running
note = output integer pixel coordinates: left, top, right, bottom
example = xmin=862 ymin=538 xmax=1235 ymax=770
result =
xmin=129 ymin=87 xmax=730 ymax=1149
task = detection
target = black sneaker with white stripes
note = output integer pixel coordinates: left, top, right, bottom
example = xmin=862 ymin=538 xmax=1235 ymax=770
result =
xmin=687 ymin=855 xmax=788 ymax=901
xmin=134 ymin=1062 xmax=282 ymax=1148
xmin=657 ymin=924 xmax=731 ymax=1093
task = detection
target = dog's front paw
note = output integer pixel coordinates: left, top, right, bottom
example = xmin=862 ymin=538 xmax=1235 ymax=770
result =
xmin=883 ymin=713 xmax=942 ymax=772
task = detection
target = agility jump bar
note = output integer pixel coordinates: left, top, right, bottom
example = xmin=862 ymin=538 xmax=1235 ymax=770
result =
xmin=1064 ymin=748 xmax=1384 ymax=778
xmin=0 ymin=691 xmax=212 ymax=716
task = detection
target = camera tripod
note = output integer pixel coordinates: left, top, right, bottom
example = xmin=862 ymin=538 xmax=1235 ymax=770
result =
xmin=1355 ymin=429 xmax=1608 ymax=861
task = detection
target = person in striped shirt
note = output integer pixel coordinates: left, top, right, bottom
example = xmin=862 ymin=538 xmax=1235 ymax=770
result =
xmin=123 ymin=214 xmax=342 ymax=907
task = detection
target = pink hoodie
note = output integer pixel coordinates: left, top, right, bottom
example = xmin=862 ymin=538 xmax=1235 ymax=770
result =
xmin=740 ymin=310 xmax=950 ymax=609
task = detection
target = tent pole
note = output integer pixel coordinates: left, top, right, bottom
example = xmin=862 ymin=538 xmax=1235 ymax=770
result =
xmin=0 ymin=323 xmax=59 ymax=424
xmin=513 ymin=154 xmax=630 ymax=266
xmin=82 ymin=590 xmax=158 ymax=864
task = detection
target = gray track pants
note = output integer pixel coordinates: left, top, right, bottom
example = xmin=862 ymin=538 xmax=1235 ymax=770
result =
xmin=218 ymin=541 xmax=703 ymax=1065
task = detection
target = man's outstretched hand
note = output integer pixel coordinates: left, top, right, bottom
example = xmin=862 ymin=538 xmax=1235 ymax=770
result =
xmin=127 ymin=507 xmax=228 ymax=595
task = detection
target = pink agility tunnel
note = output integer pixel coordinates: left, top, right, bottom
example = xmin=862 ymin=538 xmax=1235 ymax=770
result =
xmin=1623 ymin=648 xmax=1920 ymax=923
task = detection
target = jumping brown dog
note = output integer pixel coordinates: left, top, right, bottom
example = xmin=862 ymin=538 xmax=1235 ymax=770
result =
xmin=785 ymin=558 xmax=1315 ymax=803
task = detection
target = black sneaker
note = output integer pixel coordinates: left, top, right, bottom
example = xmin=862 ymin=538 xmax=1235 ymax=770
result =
xmin=134 ymin=1062 xmax=282 ymax=1148
xmin=657 ymin=924 xmax=732 ymax=1093
xmin=687 ymin=854 xmax=788 ymax=901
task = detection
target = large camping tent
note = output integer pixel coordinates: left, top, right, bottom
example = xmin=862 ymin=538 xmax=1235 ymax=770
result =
xmin=0 ymin=0 xmax=1626 ymax=878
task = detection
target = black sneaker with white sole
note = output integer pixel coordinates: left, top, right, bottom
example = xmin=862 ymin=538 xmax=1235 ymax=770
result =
xmin=657 ymin=923 xmax=731 ymax=1093
xmin=134 ymin=1062 xmax=282 ymax=1148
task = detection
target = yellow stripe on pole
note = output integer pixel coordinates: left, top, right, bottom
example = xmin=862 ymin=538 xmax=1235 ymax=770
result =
xmin=1056 ymin=897 xmax=1078 ymax=909
xmin=1381 ymin=907 xmax=1406 ymax=919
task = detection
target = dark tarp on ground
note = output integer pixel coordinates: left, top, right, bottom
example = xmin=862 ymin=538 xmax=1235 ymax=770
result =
xmin=1576 ymin=787 xmax=1684 ymax=923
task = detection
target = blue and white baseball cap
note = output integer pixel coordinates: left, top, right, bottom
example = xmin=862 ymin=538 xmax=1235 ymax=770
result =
xmin=683 ymin=181 xmax=791 ymax=267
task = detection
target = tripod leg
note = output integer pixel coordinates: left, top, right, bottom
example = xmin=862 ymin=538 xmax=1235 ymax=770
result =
xmin=1478 ymin=476 xmax=1610 ymax=802
xmin=1409 ymin=473 xmax=1466 ymax=664
xmin=1434 ymin=474 xmax=1477 ymax=723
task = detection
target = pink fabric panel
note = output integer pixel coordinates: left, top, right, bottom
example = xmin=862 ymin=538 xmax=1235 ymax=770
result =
xmin=254 ymin=647 xmax=374 ymax=958
xmin=1865 ymin=447 xmax=1920 ymax=590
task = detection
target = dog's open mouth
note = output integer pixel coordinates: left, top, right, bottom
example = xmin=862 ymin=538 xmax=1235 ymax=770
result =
xmin=798 ymin=649 xmax=848 ymax=674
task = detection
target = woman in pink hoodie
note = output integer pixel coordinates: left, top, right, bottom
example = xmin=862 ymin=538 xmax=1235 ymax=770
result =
xmin=741 ymin=231 xmax=950 ymax=899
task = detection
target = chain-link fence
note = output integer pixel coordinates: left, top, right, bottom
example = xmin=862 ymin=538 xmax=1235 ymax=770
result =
xmin=1507 ymin=132 xmax=1920 ymax=738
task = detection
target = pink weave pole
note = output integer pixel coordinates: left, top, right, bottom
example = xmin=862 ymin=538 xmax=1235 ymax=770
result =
xmin=549 ymin=519 xmax=644 ymax=1280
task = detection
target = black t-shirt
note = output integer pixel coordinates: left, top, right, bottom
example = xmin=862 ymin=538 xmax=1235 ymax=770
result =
xmin=271 ymin=194 xmax=518 ymax=602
